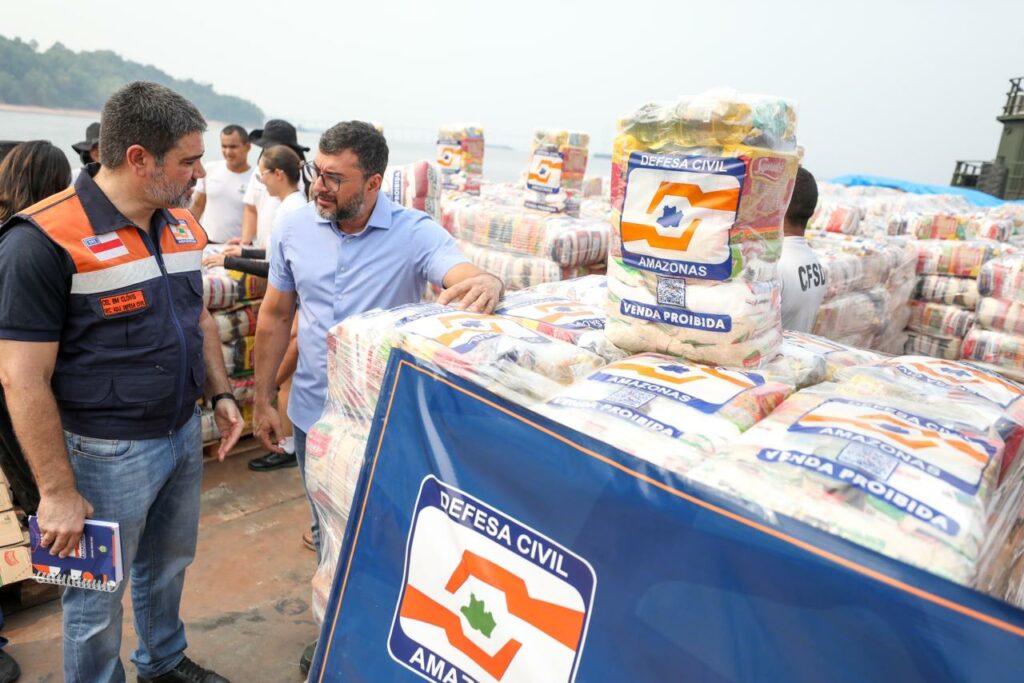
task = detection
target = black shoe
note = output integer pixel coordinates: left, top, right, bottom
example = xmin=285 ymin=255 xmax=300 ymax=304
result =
xmin=248 ymin=451 xmax=297 ymax=472
xmin=0 ymin=650 xmax=20 ymax=683
xmin=299 ymin=640 xmax=317 ymax=676
xmin=137 ymin=656 xmax=229 ymax=683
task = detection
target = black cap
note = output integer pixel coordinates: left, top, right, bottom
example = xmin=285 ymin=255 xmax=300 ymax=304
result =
xmin=249 ymin=119 xmax=309 ymax=154
xmin=72 ymin=122 xmax=101 ymax=153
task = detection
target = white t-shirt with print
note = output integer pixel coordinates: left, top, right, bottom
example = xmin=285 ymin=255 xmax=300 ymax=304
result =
xmin=242 ymin=172 xmax=283 ymax=249
xmin=778 ymin=235 xmax=827 ymax=333
xmin=195 ymin=160 xmax=253 ymax=243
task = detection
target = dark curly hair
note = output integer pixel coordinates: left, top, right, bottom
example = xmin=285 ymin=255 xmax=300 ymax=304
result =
xmin=319 ymin=121 xmax=388 ymax=178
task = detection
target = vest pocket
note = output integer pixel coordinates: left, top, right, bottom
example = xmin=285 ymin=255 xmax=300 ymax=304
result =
xmin=52 ymin=375 xmax=112 ymax=406
xmin=112 ymin=375 xmax=176 ymax=420
xmin=83 ymin=283 xmax=161 ymax=350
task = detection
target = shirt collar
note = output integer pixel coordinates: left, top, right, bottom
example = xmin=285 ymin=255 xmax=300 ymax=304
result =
xmin=315 ymin=191 xmax=393 ymax=233
xmin=76 ymin=163 xmax=175 ymax=235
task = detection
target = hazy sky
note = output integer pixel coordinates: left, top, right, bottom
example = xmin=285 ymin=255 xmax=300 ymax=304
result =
xmin=5 ymin=0 xmax=1023 ymax=184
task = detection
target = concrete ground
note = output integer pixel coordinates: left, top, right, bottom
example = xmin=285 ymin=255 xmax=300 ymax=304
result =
xmin=4 ymin=438 xmax=318 ymax=682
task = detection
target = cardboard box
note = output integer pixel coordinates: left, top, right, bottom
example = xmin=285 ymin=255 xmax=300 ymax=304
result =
xmin=0 ymin=545 xmax=31 ymax=586
xmin=0 ymin=510 xmax=22 ymax=547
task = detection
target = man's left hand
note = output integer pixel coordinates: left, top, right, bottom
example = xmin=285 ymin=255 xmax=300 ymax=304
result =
xmin=213 ymin=398 xmax=244 ymax=461
xmin=437 ymin=273 xmax=504 ymax=314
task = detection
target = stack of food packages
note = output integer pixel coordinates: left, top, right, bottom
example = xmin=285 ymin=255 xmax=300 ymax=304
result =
xmin=606 ymin=90 xmax=801 ymax=368
xmin=436 ymin=125 xmax=484 ymax=195
xmin=381 ymin=160 xmax=443 ymax=221
xmin=965 ymin=254 xmax=1024 ymax=381
xmin=200 ymin=247 xmax=266 ymax=442
xmin=524 ymin=129 xmax=589 ymax=215
xmin=440 ymin=194 xmax=610 ymax=290
xmin=805 ymin=232 xmax=917 ymax=354
xmin=809 ymin=184 xmax=973 ymax=237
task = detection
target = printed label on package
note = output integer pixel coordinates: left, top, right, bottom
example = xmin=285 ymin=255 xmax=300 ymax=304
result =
xmin=787 ymin=398 xmax=995 ymax=495
xmin=589 ymin=360 xmax=762 ymax=415
xmin=389 ymin=476 xmax=595 ymax=683
xmin=495 ymin=297 xmax=605 ymax=332
xmin=619 ymin=152 xmax=745 ymax=280
xmin=619 ymin=298 xmax=732 ymax=333
xmin=398 ymin=311 xmax=552 ymax=355
xmin=526 ymin=150 xmax=564 ymax=195
xmin=883 ymin=358 xmax=1024 ymax=410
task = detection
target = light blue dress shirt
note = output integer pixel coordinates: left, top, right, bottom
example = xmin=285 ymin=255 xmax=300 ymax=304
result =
xmin=269 ymin=193 xmax=468 ymax=431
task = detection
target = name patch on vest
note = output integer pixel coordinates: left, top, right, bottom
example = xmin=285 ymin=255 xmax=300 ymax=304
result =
xmin=100 ymin=290 xmax=147 ymax=316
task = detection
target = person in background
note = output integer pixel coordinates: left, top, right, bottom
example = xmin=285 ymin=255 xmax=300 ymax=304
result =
xmin=0 ymin=142 xmax=22 ymax=166
xmin=240 ymin=120 xmax=308 ymax=249
xmin=70 ymin=121 xmax=101 ymax=182
xmin=0 ymin=82 xmax=242 ymax=683
xmin=778 ymin=166 xmax=826 ymax=333
xmin=190 ymin=125 xmax=253 ymax=243
xmin=0 ymin=139 xmax=70 ymax=683
xmin=203 ymin=145 xmax=307 ymax=474
xmin=0 ymin=141 xmax=72 ymax=223
xmin=252 ymin=121 xmax=503 ymax=675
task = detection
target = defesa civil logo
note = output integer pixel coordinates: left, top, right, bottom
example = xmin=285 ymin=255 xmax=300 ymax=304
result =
xmin=389 ymin=476 xmax=595 ymax=683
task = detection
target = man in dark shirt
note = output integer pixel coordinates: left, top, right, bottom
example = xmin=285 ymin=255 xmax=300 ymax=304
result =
xmin=0 ymin=82 xmax=242 ymax=683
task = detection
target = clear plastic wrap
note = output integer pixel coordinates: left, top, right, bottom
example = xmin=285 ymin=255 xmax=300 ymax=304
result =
xmin=221 ymin=336 xmax=255 ymax=377
xmin=493 ymin=290 xmax=626 ymax=361
xmin=777 ymin=330 xmax=883 ymax=380
xmin=915 ymin=274 xmax=979 ymax=309
xmin=605 ymin=91 xmax=801 ymax=368
xmin=906 ymin=300 xmax=976 ymax=340
xmin=688 ymin=384 xmax=1005 ymax=586
xmin=382 ymin=160 xmax=443 ymax=220
xmin=813 ymin=287 xmax=888 ymax=341
xmin=524 ymin=129 xmax=589 ymax=215
xmin=306 ymin=303 xmax=606 ymax=622
xmin=906 ymin=213 xmax=1012 ymax=242
xmin=442 ymin=194 xmax=610 ymax=267
xmin=528 ymin=274 xmax=609 ymax=307
xmin=203 ymin=272 xmax=238 ymax=310
xmin=976 ymin=297 xmax=1024 ymax=336
xmin=437 ymin=124 xmax=484 ymax=195
xmin=807 ymin=203 xmax=864 ymax=235
xmin=904 ymin=332 xmax=963 ymax=360
xmin=915 ymin=240 xmax=1013 ymax=278
xmin=539 ymin=353 xmax=793 ymax=475
xmin=456 ymin=240 xmax=601 ymax=291
xmin=211 ymin=302 xmax=260 ymax=343
xmin=962 ymin=328 xmax=1024 ymax=382
xmin=978 ymin=253 xmax=1024 ymax=303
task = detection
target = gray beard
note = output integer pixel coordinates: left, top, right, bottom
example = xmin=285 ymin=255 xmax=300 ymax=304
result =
xmin=149 ymin=167 xmax=193 ymax=208
xmin=315 ymin=193 xmax=365 ymax=222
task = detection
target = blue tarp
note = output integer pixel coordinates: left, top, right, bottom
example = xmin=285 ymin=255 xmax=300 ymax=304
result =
xmin=311 ymin=350 xmax=1024 ymax=683
xmin=829 ymin=174 xmax=1024 ymax=207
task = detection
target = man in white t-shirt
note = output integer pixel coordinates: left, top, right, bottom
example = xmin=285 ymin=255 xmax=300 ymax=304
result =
xmin=241 ymin=120 xmax=309 ymax=248
xmin=191 ymin=125 xmax=253 ymax=243
xmin=778 ymin=167 xmax=826 ymax=333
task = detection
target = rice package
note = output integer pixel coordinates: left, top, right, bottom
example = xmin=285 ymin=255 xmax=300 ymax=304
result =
xmin=437 ymin=124 xmax=484 ymax=195
xmin=606 ymin=90 xmax=801 ymax=367
xmin=916 ymin=241 xmax=1012 ymax=278
xmin=962 ymin=328 xmax=1024 ymax=382
xmin=904 ymin=332 xmax=962 ymax=360
xmin=976 ymin=297 xmax=1024 ymax=336
xmin=203 ymin=272 xmax=238 ymax=310
xmin=689 ymin=385 xmax=1004 ymax=585
xmin=524 ymin=129 xmax=589 ymax=215
xmin=212 ymin=302 xmax=260 ymax=343
xmin=978 ymin=253 xmax=1024 ymax=303
xmin=221 ymin=336 xmax=255 ymax=377
xmin=773 ymin=330 xmax=883 ymax=382
xmin=807 ymin=203 xmax=863 ymax=235
xmin=456 ymin=240 xmax=600 ymax=291
xmin=540 ymin=353 xmax=793 ymax=474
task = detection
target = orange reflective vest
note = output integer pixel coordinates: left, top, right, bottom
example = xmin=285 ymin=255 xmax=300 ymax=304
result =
xmin=13 ymin=183 xmax=208 ymax=439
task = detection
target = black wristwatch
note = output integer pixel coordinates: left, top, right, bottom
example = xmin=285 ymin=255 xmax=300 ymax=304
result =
xmin=210 ymin=392 xmax=239 ymax=408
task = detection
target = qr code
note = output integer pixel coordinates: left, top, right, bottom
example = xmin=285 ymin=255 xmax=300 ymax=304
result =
xmin=604 ymin=387 xmax=656 ymax=410
xmin=656 ymin=277 xmax=687 ymax=308
xmin=837 ymin=442 xmax=898 ymax=481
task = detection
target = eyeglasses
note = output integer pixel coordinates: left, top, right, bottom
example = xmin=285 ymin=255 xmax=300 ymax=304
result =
xmin=302 ymin=162 xmax=355 ymax=193
xmin=254 ymin=168 xmax=276 ymax=185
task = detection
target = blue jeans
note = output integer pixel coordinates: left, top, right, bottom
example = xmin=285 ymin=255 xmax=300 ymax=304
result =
xmin=293 ymin=427 xmax=322 ymax=563
xmin=61 ymin=412 xmax=203 ymax=683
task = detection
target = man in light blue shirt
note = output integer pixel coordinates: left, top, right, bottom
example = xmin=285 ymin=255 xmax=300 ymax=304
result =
xmin=252 ymin=121 xmax=503 ymax=558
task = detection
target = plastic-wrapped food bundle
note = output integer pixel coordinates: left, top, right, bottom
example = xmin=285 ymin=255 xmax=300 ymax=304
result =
xmin=606 ymin=91 xmax=800 ymax=368
xmin=906 ymin=300 xmax=975 ymax=339
xmin=493 ymin=291 xmax=625 ymax=361
xmin=915 ymin=275 xmax=979 ymax=309
xmin=976 ymin=297 xmax=1024 ymax=336
xmin=905 ymin=213 xmax=1012 ymax=242
xmin=200 ymin=408 xmax=219 ymax=443
xmin=443 ymin=195 xmax=609 ymax=267
xmin=778 ymin=330 xmax=883 ymax=380
xmin=203 ymin=272 xmax=238 ymax=310
xmin=306 ymin=303 xmax=606 ymax=622
xmin=813 ymin=286 xmax=887 ymax=342
xmin=382 ymin=160 xmax=443 ymax=220
xmin=807 ymin=203 xmax=863 ymax=235
xmin=688 ymin=384 xmax=1004 ymax=585
xmin=212 ymin=302 xmax=260 ymax=343
xmin=606 ymin=257 xmax=783 ymax=368
xmin=222 ymin=336 xmax=255 ymax=377
xmin=916 ymin=240 xmax=1012 ymax=278
xmin=905 ymin=332 xmax=962 ymax=360
xmin=540 ymin=353 xmax=793 ymax=474
xmin=437 ymin=124 xmax=484 ymax=195
xmin=529 ymin=274 xmax=609 ymax=308
xmin=457 ymin=240 xmax=599 ymax=291
xmin=962 ymin=329 xmax=1024 ymax=382
xmin=524 ymin=129 xmax=589 ymax=215
xmin=978 ymin=253 xmax=1024 ymax=303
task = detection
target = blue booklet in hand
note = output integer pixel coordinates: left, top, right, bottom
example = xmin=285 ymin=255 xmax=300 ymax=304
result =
xmin=28 ymin=516 xmax=123 ymax=592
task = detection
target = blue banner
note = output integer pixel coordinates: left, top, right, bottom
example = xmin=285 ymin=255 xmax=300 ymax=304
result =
xmin=310 ymin=350 xmax=1024 ymax=683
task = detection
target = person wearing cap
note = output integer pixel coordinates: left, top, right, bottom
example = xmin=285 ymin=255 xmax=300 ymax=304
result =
xmin=70 ymin=121 xmax=101 ymax=182
xmin=240 ymin=119 xmax=309 ymax=249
